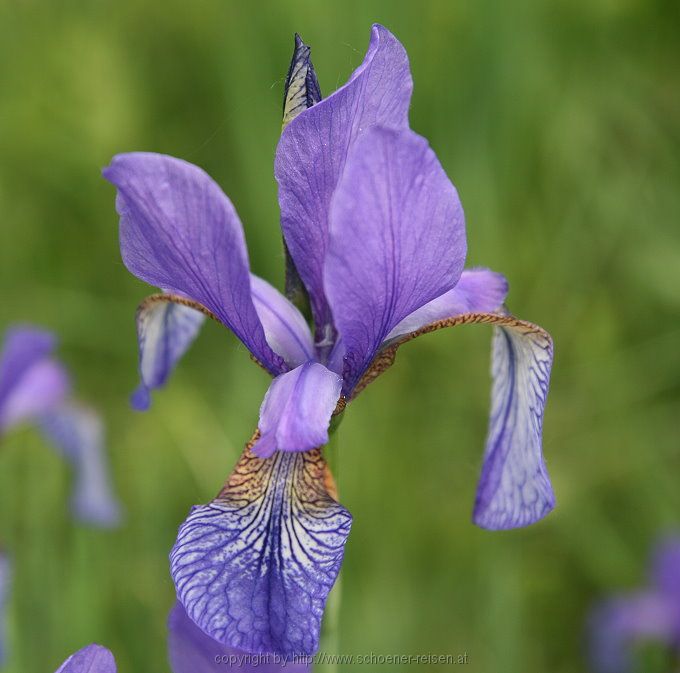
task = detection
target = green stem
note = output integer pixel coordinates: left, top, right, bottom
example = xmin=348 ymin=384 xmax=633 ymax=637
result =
xmin=318 ymin=431 xmax=342 ymax=672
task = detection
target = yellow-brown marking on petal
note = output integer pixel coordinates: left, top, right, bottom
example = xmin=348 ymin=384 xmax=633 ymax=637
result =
xmin=351 ymin=311 xmax=551 ymax=400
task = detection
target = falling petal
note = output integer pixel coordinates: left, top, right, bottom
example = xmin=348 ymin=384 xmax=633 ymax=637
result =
xmin=355 ymin=312 xmax=554 ymax=529
xmin=132 ymin=294 xmax=207 ymax=411
xmin=171 ymin=439 xmax=351 ymax=656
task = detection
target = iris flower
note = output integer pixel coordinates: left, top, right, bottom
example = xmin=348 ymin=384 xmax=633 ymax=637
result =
xmin=0 ymin=325 xmax=121 ymax=666
xmin=104 ymin=25 xmax=554 ymax=657
xmin=0 ymin=325 xmax=121 ymax=527
xmin=589 ymin=537 xmax=680 ymax=673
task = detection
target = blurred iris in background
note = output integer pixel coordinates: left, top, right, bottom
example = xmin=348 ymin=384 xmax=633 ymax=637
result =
xmin=589 ymin=536 xmax=680 ymax=673
xmin=0 ymin=325 xmax=121 ymax=667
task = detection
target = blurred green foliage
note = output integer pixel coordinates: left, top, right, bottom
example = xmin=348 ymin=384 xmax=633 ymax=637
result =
xmin=1 ymin=0 xmax=679 ymax=671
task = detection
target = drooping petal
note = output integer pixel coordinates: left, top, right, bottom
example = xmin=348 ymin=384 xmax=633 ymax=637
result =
xmin=171 ymin=441 xmax=351 ymax=657
xmin=354 ymin=312 xmax=554 ymax=530
xmin=253 ymin=362 xmax=342 ymax=458
xmin=387 ymin=268 xmax=509 ymax=340
xmin=0 ymin=326 xmax=70 ymax=432
xmin=131 ymin=295 xmax=207 ymax=411
xmin=103 ymin=153 xmax=284 ymax=376
xmin=41 ymin=405 xmax=122 ymax=527
xmin=589 ymin=593 xmax=678 ymax=673
xmin=0 ymin=552 xmax=10 ymax=667
xmin=325 ymin=127 xmax=466 ymax=393
xmin=168 ymin=601 xmax=311 ymax=673
xmin=54 ymin=644 xmax=117 ymax=673
xmin=276 ymin=24 xmax=413 ymax=332
xmin=250 ymin=275 xmax=314 ymax=369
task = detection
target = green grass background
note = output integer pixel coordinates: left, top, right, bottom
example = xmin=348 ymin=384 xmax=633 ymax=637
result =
xmin=1 ymin=0 xmax=679 ymax=671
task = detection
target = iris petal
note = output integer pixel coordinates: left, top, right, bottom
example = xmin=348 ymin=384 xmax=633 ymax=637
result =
xmin=41 ymin=404 xmax=122 ymax=527
xmin=54 ymin=644 xmax=117 ymax=673
xmin=171 ymin=441 xmax=351 ymax=657
xmin=0 ymin=327 xmax=70 ymax=433
xmin=250 ymin=276 xmax=314 ymax=368
xmin=168 ymin=601 xmax=311 ymax=672
xmin=104 ymin=153 xmax=284 ymax=376
xmin=386 ymin=269 xmax=509 ymax=340
xmin=132 ymin=294 xmax=207 ymax=411
xmin=354 ymin=311 xmax=554 ymax=530
xmin=325 ymin=127 xmax=466 ymax=393
xmin=276 ymin=24 xmax=413 ymax=332
xmin=254 ymin=362 xmax=342 ymax=457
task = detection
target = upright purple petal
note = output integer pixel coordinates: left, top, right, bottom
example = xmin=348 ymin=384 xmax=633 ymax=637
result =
xmin=324 ymin=127 xmax=466 ymax=392
xmin=168 ymin=601 xmax=311 ymax=672
xmin=131 ymin=295 xmax=206 ymax=411
xmin=103 ymin=153 xmax=284 ymax=376
xmin=171 ymin=445 xmax=351 ymax=657
xmin=250 ymin=275 xmax=314 ymax=369
xmin=54 ymin=644 xmax=116 ymax=673
xmin=253 ymin=362 xmax=342 ymax=458
xmin=0 ymin=327 xmax=70 ymax=433
xmin=41 ymin=405 xmax=122 ymax=527
xmin=589 ymin=593 xmax=678 ymax=673
xmin=0 ymin=552 xmax=10 ymax=666
xmin=386 ymin=268 xmax=509 ymax=340
xmin=275 ymin=24 xmax=413 ymax=332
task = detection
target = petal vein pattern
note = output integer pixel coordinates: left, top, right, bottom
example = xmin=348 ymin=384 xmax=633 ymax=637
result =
xmin=171 ymin=442 xmax=351 ymax=656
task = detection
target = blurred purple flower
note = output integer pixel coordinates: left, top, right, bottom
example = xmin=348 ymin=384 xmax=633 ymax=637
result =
xmin=104 ymin=24 xmax=553 ymax=656
xmin=589 ymin=537 xmax=680 ymax=672
xmin=0 ymin=325 xmax=121 ymax=526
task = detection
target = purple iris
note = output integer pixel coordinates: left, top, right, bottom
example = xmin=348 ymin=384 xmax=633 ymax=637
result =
xmin=0 ymin=325 xmax=121 ymax=527
xmin=104 ymin=25 xmax=554 ymax=657
xmin=589 ymin=537 xmax=680 ymax=672
xmin=0 ymin=325 xmax=122 ymax=666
